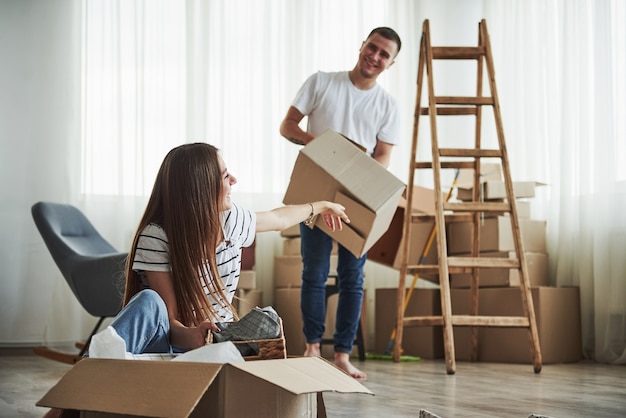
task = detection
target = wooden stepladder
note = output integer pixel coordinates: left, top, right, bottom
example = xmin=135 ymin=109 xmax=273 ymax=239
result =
xmin=393 ymin=19 xmax=542 ymax=375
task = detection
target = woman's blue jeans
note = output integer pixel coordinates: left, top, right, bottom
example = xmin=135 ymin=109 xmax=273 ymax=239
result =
xmin=109 ymin=289 xmax=173 ymax=354
xmin=299 ymin=223 xmax=366 ymax=354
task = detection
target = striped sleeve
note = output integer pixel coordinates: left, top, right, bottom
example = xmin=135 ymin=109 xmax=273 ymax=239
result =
xmin=132 ymin=223 xmax=171 ymax=272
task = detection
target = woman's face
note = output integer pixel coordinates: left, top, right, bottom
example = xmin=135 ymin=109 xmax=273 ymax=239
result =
xmin=218 ymin=155 xmax=237 ymax=211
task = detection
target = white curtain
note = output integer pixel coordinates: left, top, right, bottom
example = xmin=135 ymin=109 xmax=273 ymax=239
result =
xmin=2 ymin=0 xmax=624 ymax=364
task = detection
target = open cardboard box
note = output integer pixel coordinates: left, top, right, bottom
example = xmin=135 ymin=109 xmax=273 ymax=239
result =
xmin=37 ymin=357 xmax=372 ymax=418
xmin=367 ymin=185 xmax=441 ymax=272
xmin=283 ymin=129 xmax=405 ymax=258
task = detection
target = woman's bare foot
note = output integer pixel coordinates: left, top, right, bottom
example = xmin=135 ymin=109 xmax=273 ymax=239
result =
xmin=334 ymin=352 xmax=366 ymax=380
xmin=304 ymin=342 xmax=320 ymax=357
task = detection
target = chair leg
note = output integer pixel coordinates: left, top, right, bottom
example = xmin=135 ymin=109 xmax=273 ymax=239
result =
xmin=34 ymin=316 xmax=109 ymax=364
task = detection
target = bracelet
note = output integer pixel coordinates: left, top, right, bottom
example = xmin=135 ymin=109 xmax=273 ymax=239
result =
xmin=303 ymin=202 xmax=315 ymax=226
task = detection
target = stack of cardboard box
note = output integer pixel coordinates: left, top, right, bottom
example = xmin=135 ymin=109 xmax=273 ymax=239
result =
xmin=233 ymin=241 xmax=263 ymax=317
xmin=448 ymin=163 xmax=549 ymax=288
xmin=372 ymin=165 xmax=582 ymax=364
xmin=273 ymin=227 xmax=339 ymax=356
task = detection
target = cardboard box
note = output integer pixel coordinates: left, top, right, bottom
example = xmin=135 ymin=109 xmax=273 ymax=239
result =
xmin=283 ymin=129 xmax=405 ymax=258
xmin=274 ymin=288 xmax=336 ymax=356
xmin=456 ymin=162 xmax=503 ymax=189
xmin=37 ymin=357 xmax=372 ymax=418
xmin=234 ymin=288 xmax=263 ymax=317
xmin=241 ymin=240 xmax=255 ymax=270
xmin=457 ymin=180 xmax=543 ymax=201
xmin=367 ymin=186 xmax=439 ymax=273
xmin=375 ymin=288 xmax=443 ymax=359
xmin=281 ymin=224 xmax=301 ymax=238
xmin=375 ymin=287 xmax=582 ymax=364
xmin=274 ymin=255 xmax=338 ymax=288
xmin=238 ymin=270 xmax=257 ymax=290
xmin=452 ymin=287 xmax=583 ymax=364
xmin=449 ymin=251 xmax=549 ymax=288
xmin=447 ymin=216 xmax=547 ymax=254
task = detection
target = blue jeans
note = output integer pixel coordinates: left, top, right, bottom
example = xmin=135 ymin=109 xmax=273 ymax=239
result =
xmin=300 ymin=223 xmax=366 ymax=354
xmin=108 ymin=289 xmax=173 ymax=354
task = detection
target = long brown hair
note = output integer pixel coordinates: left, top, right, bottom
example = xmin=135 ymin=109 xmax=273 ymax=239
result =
xmin=123 ymin=143 xmax=236 ymax=325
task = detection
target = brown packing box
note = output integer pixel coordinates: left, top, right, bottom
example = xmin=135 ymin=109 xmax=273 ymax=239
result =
xmin=457 ymin=180 xmax=543 ymax=201
xmin=367 ymin=186 xmax=440 ymax=274
xmin=37 ymin=357 xmax=372 ymax=418
xmin=241 ymin=240 xmax=255 ymax=270
xmin=375 ymin=288 xmax=443 ymax=359
xmin=274 ymin=254 xmax=338 ymax=288
xmin=449 ymin=251 xmax=549 ymax=288
xmin=281 ymin=224 xmax=301 ymax=238
xmin=375 ymin=287 xmax=582 ymax=364
xmin=447 ymin=216 xmax=547 ymax=254
xmin=275 ymin=285 xmax=366 ymax=357
xmin=234 ymin=288 xmax=263 ymax=317
xmin=238 ymin=269 xmax=257 ymax=290
xmin=283 ymin=129 xmax=405 ymax=258
xmin=453 ymin=286 xmax=583 ymax=364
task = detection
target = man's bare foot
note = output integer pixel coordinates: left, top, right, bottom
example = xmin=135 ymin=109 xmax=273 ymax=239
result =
xmin=304 ymin=342 xmax=320 ymax=357
xmin=334 ymin=352 xmax=366 ymax=379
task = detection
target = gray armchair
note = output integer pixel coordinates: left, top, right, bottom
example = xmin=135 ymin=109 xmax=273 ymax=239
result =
xmin=31 ymin=202 xmax=127 ymax=363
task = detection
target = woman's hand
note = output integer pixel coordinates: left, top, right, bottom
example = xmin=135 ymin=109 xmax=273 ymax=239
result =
xmin=317 ymin=201 xmax=350 ymax=232
xmin=171 ymin=320 xmax=219 ymax=350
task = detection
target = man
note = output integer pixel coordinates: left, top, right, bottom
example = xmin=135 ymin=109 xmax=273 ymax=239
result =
xmin=280 ymin=27 xmax=401 ymax=379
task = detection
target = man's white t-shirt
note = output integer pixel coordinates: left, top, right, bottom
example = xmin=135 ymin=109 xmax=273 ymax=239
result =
xmin=132 ymin=202 xmax=256 ymax=322
xmin=291 ymin=71 xmax=399 ymax=155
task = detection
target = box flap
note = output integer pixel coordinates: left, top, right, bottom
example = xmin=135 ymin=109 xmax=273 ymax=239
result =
xmin=37 ymin=359 xmax=222 ymax=418
xmin=230 ymin=357 xmax=373 ymax=396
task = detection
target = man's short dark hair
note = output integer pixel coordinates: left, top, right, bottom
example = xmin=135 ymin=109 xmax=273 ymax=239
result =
xmin=368 ymin=27 xmax=402 ymax=55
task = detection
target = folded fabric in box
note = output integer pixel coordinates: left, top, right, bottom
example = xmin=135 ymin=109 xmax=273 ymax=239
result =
xmin=212 ymin=306 xmax=281 ymax=356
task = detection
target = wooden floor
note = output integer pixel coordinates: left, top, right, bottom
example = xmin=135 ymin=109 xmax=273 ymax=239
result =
xmin=1 ymin=346 xmax=625 ymax=418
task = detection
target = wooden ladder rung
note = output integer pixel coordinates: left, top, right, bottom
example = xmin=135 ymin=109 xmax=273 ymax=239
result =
xmin=403 ymin=315 xmax=530 ymax=328
xmin=435 ymin=96 xmax=494 ymax=106
xmin=447 ymin=256 xmax=520 ymax=269
xmin=405 ymin=265 xmax=470 ymax=275
xmin=419 ymin=107 xmax=477 ymax=115
xmin=432 ymin=46 xmax=485 ymax=59
xmin=414 ymin=161 xmax=475 ymax=170
xmin=443 ymin=201 xmax=511 ymax=212
xmin=410 ymin=212 xmax=474 ymax=223
xmin=439 ymin=148 xmax=503 ymax=158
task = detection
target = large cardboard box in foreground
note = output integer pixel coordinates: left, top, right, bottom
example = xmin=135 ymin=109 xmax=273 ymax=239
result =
xmin=37 ymin=357 xmax=372 ymax=418
xmin=283 ymin=129 xmax=405 ymax=258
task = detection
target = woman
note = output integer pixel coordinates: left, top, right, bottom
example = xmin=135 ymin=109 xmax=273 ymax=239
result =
xmin=109 ymin=142 xmax=349 ymax=354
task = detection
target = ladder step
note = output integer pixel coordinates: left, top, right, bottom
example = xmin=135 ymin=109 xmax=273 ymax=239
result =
xmin=410 ymin=212 xmax=473 ymax=224
xmin=447 ymin=256 xmax=520 ymax=269
xmin=414 ymin=161 xmax=475 ymax=170
xmin=439 ymin=148 xmax=503 ymax=158
xmin=443 ymin=202 xmax=511 ymax=212
xmin=403 ymin=315 xmax=530 ymax=328
xmin=431 ymin=46 xmax=485 ymax=60
xmin=405 ymin=265 xmax=470 ymax=275
xmin=435 ymin=96 xmax=494 ymax=106
xmin=419 ymin=107 xmax=477 ymax=115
